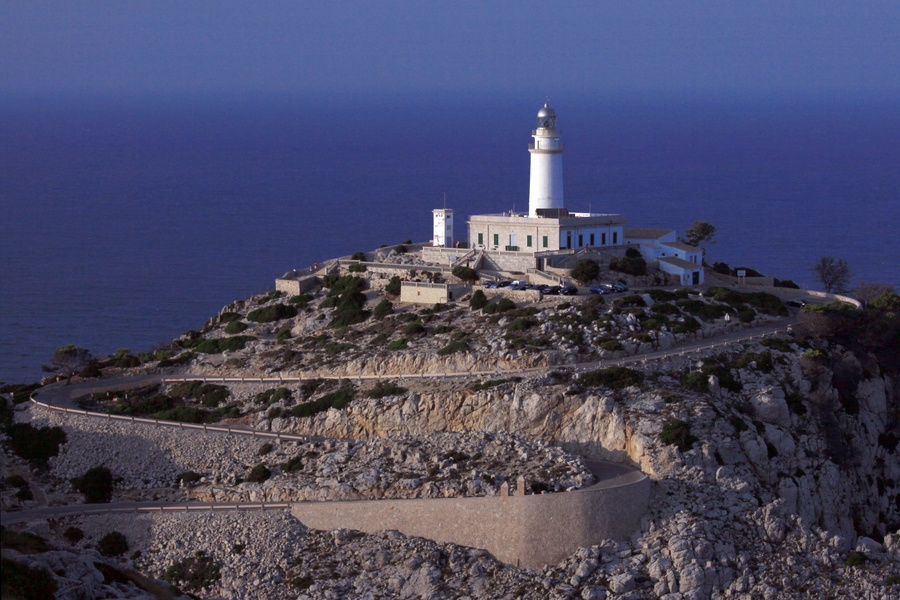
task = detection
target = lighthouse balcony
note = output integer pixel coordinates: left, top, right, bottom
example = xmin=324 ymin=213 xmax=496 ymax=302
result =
xmin=528 ymin=143 xmax=565 ymax=152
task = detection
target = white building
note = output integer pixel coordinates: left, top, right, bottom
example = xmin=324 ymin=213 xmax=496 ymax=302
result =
xmin=424 ymin=100 xmax=705 ymax=283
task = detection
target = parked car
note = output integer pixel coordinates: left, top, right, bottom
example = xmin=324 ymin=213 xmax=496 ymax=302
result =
xmin=496 ymin=280 xmax=512 ymax=288
xmin=787 ymin=298 xmax=810 ymax=308
xmin=509 ymin=280 xmax=528 ymax=290
xmin=545 ymin=285 xmax=562 ymax=295
xmin=612 ymin=282 xmax=629 ymax=292
xmin=589 ymin=286 xmax=609 ymax=295
xmin=560 ymin=285 xmax=578 ymax=296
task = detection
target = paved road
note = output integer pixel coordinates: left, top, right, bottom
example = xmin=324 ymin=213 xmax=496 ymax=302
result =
xmin=8 ymin=313 xmax=795 ymax=524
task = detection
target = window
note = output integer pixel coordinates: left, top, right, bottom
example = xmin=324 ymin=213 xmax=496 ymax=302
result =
xmin=578 ymin=234 xmax=583 ymax=247
xmin=601 ymin=233 xmax=606 ymax=245
xmin=526 ymin=235 xmax=533 ymax=247
xmin=589 ymin=234 xmax=595 ymax=246
xmin=493 ymin=233 xmax=499 ymax=246
xmin=613 ymin=232 xmax=618 ymax=244
xmin=477 ymin=233 xmax=483 ymax=245
xmin=542 ymin=235 xmax=548 ymax=248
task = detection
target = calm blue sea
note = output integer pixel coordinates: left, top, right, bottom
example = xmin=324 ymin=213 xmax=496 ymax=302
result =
xmin=1 ymin=92 xmax=898 ymax=384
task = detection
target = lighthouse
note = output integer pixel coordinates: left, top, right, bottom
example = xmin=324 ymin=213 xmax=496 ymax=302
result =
xmin=528 ymin=100 xmax=565 ymax=217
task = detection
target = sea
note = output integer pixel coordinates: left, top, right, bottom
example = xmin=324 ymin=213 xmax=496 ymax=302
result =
xmin=1 ymin=91 xmax=898 ymax=384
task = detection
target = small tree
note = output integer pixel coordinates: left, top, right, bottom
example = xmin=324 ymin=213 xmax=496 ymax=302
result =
xmin=46 ymin=345 xmax=95 ymax=384
xmin=385 ymin=276 xmax=401 ymax=296
xmin=72 ymin=466 xmax=113 ymax=503
xmin=812 ymin=256 xmax=852 ymax=293
xmin=97 ymin=531 xmax=128 ymax=557
xmin=682 ymin=221 xmax=716 ymax=247
xmin=854 ymin=282 xmax=895 ymax=308
xmin=570 ymin=258 xmax=600 ymax=284
xmin=469 ymin=289 xmax=488 ymax=310
xmin=451 ymin=266 xmax=478 ymax=283
xmin=373 ymin=299 xmax=393 ymax=320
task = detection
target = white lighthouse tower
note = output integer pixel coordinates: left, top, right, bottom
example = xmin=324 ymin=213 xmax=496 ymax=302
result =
xmin=528 ymin=100 xmax=565 ymax=217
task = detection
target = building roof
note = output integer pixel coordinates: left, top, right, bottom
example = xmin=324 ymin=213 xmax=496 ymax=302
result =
xmin=661 ymin=241 xmax=701 ymax=252
xmin=659 ymin=256 xmax=701 ymax=270
xmin=624 ymin=228 xmax=673 ymax=240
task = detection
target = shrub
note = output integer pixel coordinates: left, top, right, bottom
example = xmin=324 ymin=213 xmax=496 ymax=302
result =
xmin=6 ymin=474 xmax=27 ymax=488
xmin=579 ymin=367 xmax=642 ymax=389
xmin=571 ymin=258 xmax=600 ymax=284
xmin=325 ymin=342 xmax=355 ymax=354
xmin=614 ymin=295 xmax=647 ymax=309
xmin=1 ymin=558 xmax=58 ymax=598
xmin=647 ymin=289 xmax=679 ymax=302
xmin=652 ymin=302 xmax=681 ymax=315
xmin=373 ymin=299 xmax=393 ymax=320
xmin=394 ymin=244 xmax=408 ymax=254
xmin=246 ymin=464 xmax=271 ymax=483
xmin=255 ymin=387 xmax=292 ymax=405
xmin=351 ymin=251 xmax=367 ymax=261
xmin=72 ymin=466 xmax=113 ymax=503
xmin=153 ymin=406 xmax=216 ymax=423
xmin=730 ymin=416 xmax=749 ymax=433
xmin=63 ymin=526 xmax=85 ymax=543
xmin=846 ymin=551 xmax=868 ymax=567
xmin=682 ymin=371 xmax=709 ymax=392
xmin=288 ymin=293 xmax=313 ymax=306
xmin=176 ymin=471 xmax=202 ymax=485
xmin=609 ymin=255 xmax=647 ymax=276
xmin=193 ymin=335 xmax=255 ymax=354
xmin=348 ymin=262 xmax=367 ymax=273
xmin=247 ymin=303 xmax=298 ymax=323
xmin=97 ymin=531 xmax=128 ymax=557
xmin=762 ymin=337 xmax=794 ymax=352
xmin=403 ymin=321 xmax=425 ymax=335
xmin=599 ymin=340 xmax=623 ymax=352
xmin=452 ymin=266 xmax=478 ymax=283
xmin=7 ymin=423 xmax=66 ymax=464
xmin=495 ymin=298 xmax=516 ymax=312
xmin=673 ymin=316 xmax=701 ymax=334
xmin=258 ymin=442 xmax=274 ymax=456
xmin=387 ymin=339 xmax=409 ymax=350
xmin=659 ymin=419 xmax=698 ymax=451
xmin=224 ymin=320 xmax=248 ymax=334
xmin=290 ymin=386 xmax=356 ymax=418
xmin=437 ymin=340 xmax=468 ymax=356
xmin=164 ymin=551 xmax=221 ymax=592
xmin=170 ymin=382 xmax=231 ymax=407
xmin=367 ymin=381 xmax=408 ymax=399
xmin=385 ymin=276 xmax=402 ymax=296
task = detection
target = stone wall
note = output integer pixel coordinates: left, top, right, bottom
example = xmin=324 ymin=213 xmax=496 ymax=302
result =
xmin=291 ymin=465 xmax=649 ymax=569
xmin=275 ymin=275 xmax=319 ymax=296
xmin=400 ymin=282 xmax=469 ymax=304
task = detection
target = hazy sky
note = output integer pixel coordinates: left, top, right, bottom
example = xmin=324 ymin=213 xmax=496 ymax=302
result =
xmin=2 ymin=1 xmax=898 ymax=97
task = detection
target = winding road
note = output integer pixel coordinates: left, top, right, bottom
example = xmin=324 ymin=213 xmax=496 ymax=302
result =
xmin=3 ymin=313 xmax=797 ymax=527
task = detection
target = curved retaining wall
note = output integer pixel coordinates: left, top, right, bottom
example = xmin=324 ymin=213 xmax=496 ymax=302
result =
xmin=291 ymin=464 xmax=649 ymax=569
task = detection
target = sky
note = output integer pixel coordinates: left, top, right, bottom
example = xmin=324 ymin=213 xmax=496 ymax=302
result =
xmin=2 ymin=1 xmax=899 ymax=99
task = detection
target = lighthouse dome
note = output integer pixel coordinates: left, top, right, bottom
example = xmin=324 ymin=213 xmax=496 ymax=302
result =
xmin=537 ymin=102 xmax=556 ymax=119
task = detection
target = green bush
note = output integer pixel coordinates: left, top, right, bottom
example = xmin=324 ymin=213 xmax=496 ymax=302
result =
xmin=170 ymin=382 xmax=231 ymax=407
xmin=614 ymin=295 xmax=647 ymax=309
xmin=373 ymin=299 xmax=393 ymax=320
xmin=652 ymin=302 xmax=681 ymax=315
xmin=255 ymin=387 xmax=292 ymax=405
xmin=403 ymin=321 xmax=425 ymax=335
xmin=153 ymin=406 xmax=217 ymax=423
xmin=224 ymin=321 xmax=248 ymax=334
xmin=1 ymin=557 xmax=58 ymax=598
xmin=437 ymin=340 xmax=468 ymax=356
xmin=246 ymin=464 xmax=271 ymax=483
xmin=367 ymin=381 xmax=408 ymax=399
xmin=7 ymin=423 xmax=66 ymax=464
xmin=325 ymin=342 xmax=355 ymax=354
xmin=247 ymin=303 xmax=298 ymax=323
xmin=647 ymin=289 xmax=679 ymax=302
xmin=97 ymin=531 xmax=128 ymax=557
xmin=659 ymin=419 xmax=698 ymax=451
xmin=761 ymin=337 xmax=794 ymax=352
xmin=385 ymin=276 xmax=402 ymax=296
xmin=452 ymin=266 xmax=478 ymax=283
xmin=579 ymin=367 xmax=642 ymax=389
xmin=288 ymin=293 xmax=313 ymax=306
xmin=351 ymin=251 xmax=367 ymax=261
xmin=348 ymin=262 xmax=367 ymax=273
xmin=495 ymin=298 xmax=516 ymax=312
xmin=1 ymin=528 xmax=49 ymax=554
xmin=72 ymin=466 xmax=113 ymax=503
xmin=395 ymin=244 xmax=408 ymax=254
xmin=673 ymin=316 xmax=702 ymax=334
xmin=193 ymin=335 xmax=255 ymax=354
xmin=290 ymin=386 xmax=356 ymax=418
xmin=681 ymin=371 xmax=709 ymax=392
xmin=571 ymin=258 xmax=600 ymax=283
xmin=176 ymin=471 xmax=202 ymax=485
xmin=0 ymin=383 xmax=40 ymax=405
xmin=609 ymin=255 xmax=647 ymax=276
xmin=599 ymin=340 xmax=623 ymax=352
xmin=387 ymin=339 xmax=409 ymax=350
xmin=63 ymin=526 xmax=84 ymax=543
xmin=846 ymin=551 xmax=868 ymax=567
xmin=164 ymin=551 xmax=221 ymax=592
